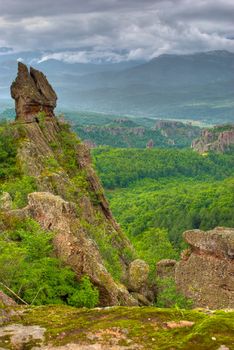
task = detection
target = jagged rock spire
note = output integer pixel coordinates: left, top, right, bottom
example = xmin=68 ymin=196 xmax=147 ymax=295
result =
xmin=11 ymin=62 xmax=57 ymax=122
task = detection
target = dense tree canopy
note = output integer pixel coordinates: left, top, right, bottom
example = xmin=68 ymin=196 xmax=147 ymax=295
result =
xmin=93 ymin=147 xmax=234 ymax=249
xmin=93 ymin=147 xmax=234 ymax=188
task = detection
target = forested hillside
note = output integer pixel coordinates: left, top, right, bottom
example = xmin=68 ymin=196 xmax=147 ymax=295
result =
xmin=70 ymin=113 xmax=201 ymax=148
xmin=93 ymin=148 xmax=234 ymax=188
xmin=93 ymin=147 xmax=234 ymax=270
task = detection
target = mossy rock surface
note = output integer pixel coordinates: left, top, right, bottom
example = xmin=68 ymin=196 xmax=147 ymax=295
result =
xmin=1 ymin=305 xmax=233 ymax=349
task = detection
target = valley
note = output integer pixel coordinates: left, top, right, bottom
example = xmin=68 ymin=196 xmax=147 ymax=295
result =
xmin=0 ymin=62 xmax=233 ymax=350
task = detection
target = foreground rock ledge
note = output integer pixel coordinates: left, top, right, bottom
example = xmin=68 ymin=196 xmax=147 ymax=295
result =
xmin=0 ymin=305 xmax=233 ymax=350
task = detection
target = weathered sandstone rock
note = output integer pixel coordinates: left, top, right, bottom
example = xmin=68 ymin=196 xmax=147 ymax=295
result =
xmin=128 ymin=259 xmax=150 ymax=292
xmin=0 ymin=291 xmax=16 ymax=306
xmin=0 ymin=192 xmax=13 ymax=211
xmin=156 ymin=259 xmax=177 ymax=279
xmin=192 ymin=126 xmax=234 ymax=153
xmin=175 ymin=227 xmax=234 ymax=309
xmin=23 ymin=192 xmax=137 ymax=307
xmin=9 ymin=64 xmax=153 ymax=306
xmin=182 ymin=227 xmax=234 ymax=259
xmin=11 ymin=62 xmax=57 ymax=122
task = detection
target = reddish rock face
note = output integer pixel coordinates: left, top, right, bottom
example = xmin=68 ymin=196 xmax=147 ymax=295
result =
xmin=192 ymin=125 xmax=234 ymax=153
xmin=175 ymin=227 xmax=234 ymax=309
xmin=11 ymin=62 xmax=57 ymax=122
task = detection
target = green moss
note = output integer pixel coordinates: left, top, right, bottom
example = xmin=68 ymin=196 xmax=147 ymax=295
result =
xmin=11 ymin=305 xmax=233 ymax=349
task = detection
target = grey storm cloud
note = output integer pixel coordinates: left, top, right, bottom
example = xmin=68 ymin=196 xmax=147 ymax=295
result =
xmin=0 ymin=0 xmax=234 ymax=62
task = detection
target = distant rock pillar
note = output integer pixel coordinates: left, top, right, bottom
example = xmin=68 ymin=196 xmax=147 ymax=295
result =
xmin=146 ymin=139 xmax=154 ymax=148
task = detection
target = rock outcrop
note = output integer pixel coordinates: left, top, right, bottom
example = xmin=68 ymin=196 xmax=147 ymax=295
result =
xmin=8 ymin=63 xmax=152 ymax=306
xmin=174 ymin=227 xmax=234 ymax=309
xmin=0 ymin=291 xmax=16 ymax=307
xmin=0 ymin=192 xmax=13 ymax=211
xmin=24 ymin=192 xmax=137 ymax=306
xmin=192 ymin=125 xmax=234 ymax=153
xmin=11 ymin=62 xmax=57 ymax=122
xmin=156 ymin=259 xmax=177 ymax=279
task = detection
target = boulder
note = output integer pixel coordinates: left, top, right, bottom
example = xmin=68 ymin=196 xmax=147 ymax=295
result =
xmin=0 ymin=192 xmax=13 ymax=211
xmin=128 ymin=259 xmax=150 ymax=292
xmin=11 ymin=62 xmax=57 ymax=122
xmin=175 ymin=227 xmax=234 ymax=309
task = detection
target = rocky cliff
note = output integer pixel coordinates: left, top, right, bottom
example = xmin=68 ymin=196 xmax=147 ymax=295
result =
xmin=192 ymin=125 xmax=234 ymax=153
xmin=157 ymin=227 xmax=234 ymax=309
xmin=73 ymin=117 xmax=201 ymax=149
xmin=5 ymin=62 xmax=152 ymax=306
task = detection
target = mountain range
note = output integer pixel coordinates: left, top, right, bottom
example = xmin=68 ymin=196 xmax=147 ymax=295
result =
xmin=0 ymin=49 xmax=233 ymax=124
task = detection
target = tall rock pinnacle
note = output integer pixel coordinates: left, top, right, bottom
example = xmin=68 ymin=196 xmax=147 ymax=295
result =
xmin=11 ymin=62 xmax=57 ymax=122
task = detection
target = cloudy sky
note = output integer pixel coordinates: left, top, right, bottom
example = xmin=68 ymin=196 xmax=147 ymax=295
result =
xmin=0 ymin=0 xmax=234 ymax=63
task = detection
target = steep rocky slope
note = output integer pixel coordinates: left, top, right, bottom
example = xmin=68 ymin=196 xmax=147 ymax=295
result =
xmin=4 ymin=62 xmax=153 ymax=306
xmin=192 ymin=125 xmax=234 ymax=153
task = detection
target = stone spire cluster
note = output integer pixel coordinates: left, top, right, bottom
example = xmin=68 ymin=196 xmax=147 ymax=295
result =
xmin=11 ymin=62 xmax=57 ymax=122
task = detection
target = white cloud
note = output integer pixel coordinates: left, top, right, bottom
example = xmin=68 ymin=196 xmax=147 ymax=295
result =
xmin=0 ymin=0 xmax=233 ymax=62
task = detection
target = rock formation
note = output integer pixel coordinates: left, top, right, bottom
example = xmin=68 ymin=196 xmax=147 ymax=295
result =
xmin=128 ymin=259 xmax=150 ymax=291
xmin=0 ymin=192 xmax=13 ymax=211
xmin=0 ymin=291 xmax=16 ymax=307
xmin=11 ymin=62 xmax=57 ymax=122
xmin=8 ymin=192 xmax=136 ymax=306
xmin=157 ymin=227 xmax=234 ymax=309
xmin=156 ymin=259 xmax=177 ymax=279
xmin=146 ymin=139 xmax=154 ymax=148
xmin=154 ymin=120 xmax=184 ymax=130
xmin=8 ymin=63 xmax=152 ymax=306
xmin=192 ymin=125 xmax=234 ymax=153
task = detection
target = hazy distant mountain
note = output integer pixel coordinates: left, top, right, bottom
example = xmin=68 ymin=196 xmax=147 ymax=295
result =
xmin=0 ymin=50 xmax=233 ymax=123
xmin=67 ymin=50 xmax=234 ymax=123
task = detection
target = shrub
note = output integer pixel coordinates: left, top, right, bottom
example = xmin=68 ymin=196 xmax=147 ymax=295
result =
xmin=0 ymin=122 xmax=19 ymax=179
xmin=0 ymin=218 xmax=99 ymax=307
xmin=156 ymin=277 xmax=193 ymax=309
xmin=1 ymin=176 xmax=37 ymax=208
xmin=67 ymin=276 xmax=99 ymax=308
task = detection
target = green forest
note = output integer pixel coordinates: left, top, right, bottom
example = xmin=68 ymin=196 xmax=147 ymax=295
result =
xmin=0 ymin=119 xmax=234 ymax=309
xmin=93 ymin=147 xmax=234 ymax=269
